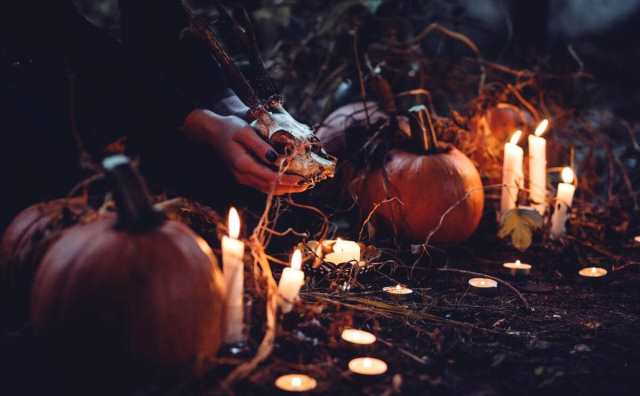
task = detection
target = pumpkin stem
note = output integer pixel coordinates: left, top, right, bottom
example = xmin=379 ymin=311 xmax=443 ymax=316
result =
xmin=409 ymin=105 xmax=440 ymax=154
xmin=102 ymin=155 xmax=165 ymax=231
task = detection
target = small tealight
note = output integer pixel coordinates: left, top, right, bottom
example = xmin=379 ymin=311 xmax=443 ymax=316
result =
xmin=341 ymin=329 xmax=377 ymax=346
xmin=634 ymin=235 xmax=640 ymax=244
xmin=578 ymin=267 xmax=607 ymax=278
xmin=382 ymin=284 xmax=413 ymax=297
xmin=468 ymin=277 xmax=498 ymax=295
xmin=503 ymin=260 xmax=532 ymax=278
xmin=275 ymin=374 xmax=317 ymax=392
xmin=348 ymin=357 xmax=388 ymax=377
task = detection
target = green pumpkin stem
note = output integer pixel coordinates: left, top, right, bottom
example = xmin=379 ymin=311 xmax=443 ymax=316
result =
xmin=409 ymin=105 xmax=440 ymax=154
xmin=102 ymin=155 xmax=165 ymax=231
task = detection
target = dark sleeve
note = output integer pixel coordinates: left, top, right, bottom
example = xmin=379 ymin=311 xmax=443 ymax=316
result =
xmin=118 ymin=0 xmax=228 ymax=128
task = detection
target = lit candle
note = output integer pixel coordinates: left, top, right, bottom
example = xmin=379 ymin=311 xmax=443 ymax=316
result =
xmin=501 ymin=130 xmax=524 ymax=217
xmin=468 ymin=277 xmax=498 ymax=295
xmin=550 ymin=167 xmax=576 ymax=239
xmin=341 ymin=329 xmax=377 ymax=346
xmin=274 ymin=374 xmax=317 ymax=392
xmin=222 ymin=207 xmax=245 ymax=343
xmin=578 ymin=267 xmax=607 ymax=278
xmin=503 ymin=259 xmax=532 ymax=277
xmin=634 ymin=235 xmax=640 ymax=244
xmin=382 ymin=284 xmax=413 ymax=296
xmin=277 ymin=249 xmax=305 ymax=313
xmin=323 ymin=238 xmax=361 ymax=264
xmin=528 ymin=119 xmax=548 ymax=215
xmin=348 ymin=357 xmax=388 ymax=376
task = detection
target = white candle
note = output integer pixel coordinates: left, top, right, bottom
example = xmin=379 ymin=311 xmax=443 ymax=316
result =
xmin=277 ymin=249 xmax=305 ymax=313
xmin=348 ymin=357 xmax=388 ymax=376
xmin=222 ymin=207 xmax=245 ymax=343
xmin=341 ymin=329 xmax=377 ymax=345
xmin=323 ymin=238 xmax=361 ymax=265
xmin=550 ymin=167 xmax=576 ymax=239
xmin=528 ymin=119 xmax=548 ymax=215
xmin=501 ymin=130 xmax=524 ymax=217
xmin=468 ymin=277 xmax=498 ymax=289
xmin=503 ymin=259 xmax=532 ymax=277
xmin=578 ymin=267 xmax=607 ymax=278
xmin=274 ymin=374 xmax=317 ymax=392
xmin=382 ymin=284 xmax=413 ymax=296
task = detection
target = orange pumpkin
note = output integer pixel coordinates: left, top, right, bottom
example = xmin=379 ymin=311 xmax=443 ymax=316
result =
xmin=0 ymin=197 xmax=92 ymax=326
xmin=354 ymin=106 xmax=484 ymax=244
xmin=31 ymin=155 xmax=226 ymax=385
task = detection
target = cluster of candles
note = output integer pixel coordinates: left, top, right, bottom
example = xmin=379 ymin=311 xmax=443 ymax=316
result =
xmin=500 ymin=120 xmax=576 ymax=239
xmin=275 ymin=328 xmax=388 ymax=392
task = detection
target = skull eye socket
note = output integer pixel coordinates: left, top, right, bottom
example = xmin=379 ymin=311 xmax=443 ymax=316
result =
xmin=270 ymin=130 xmax=297 ymax=155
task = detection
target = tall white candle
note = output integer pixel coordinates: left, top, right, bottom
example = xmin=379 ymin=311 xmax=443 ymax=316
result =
xmin=278 ymin=249 xmax=305 ymax=313
xmin=222 ymin=207 xmax=245 ymax=343
xmin=550 ymin=167 xmax=576 ymax=239
xmin=501 ymin=130 xmax=524 ymax=217
xmin=528 ymin=119 xmax=548 ymax=215
xmin=324 ymin=238 xmax=361 ymax=264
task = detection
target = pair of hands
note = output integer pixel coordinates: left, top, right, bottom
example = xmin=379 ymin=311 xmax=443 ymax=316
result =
xmin=184 ymin=109 xmax=308 ymax=195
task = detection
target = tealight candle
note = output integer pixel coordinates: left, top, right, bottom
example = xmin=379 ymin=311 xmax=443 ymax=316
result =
xmin=503 ymin=259 xmax=532 ymax=277
xmin=578 ymin=267 xmax=607 ymax=278
xmin=274 ymin=374 xmax=317 ymax=392
xmin=222 ymin=207 xmax=245 ymax=343
xmin=528 ymin=119 xmax=549 ymax=215
xmin=323 ymin=238 xmax=361 ymax=265
xmin=341 ymin=329 xmax=377 ymax=346
xmin=348 ymin=357 xmax=388 ymax=376
xmin=277 ymin=249 xmax=305 ymax=313
xmin=382 ymin=284 xmax=413 ymax=296
xmin=550 ymin=167 xmax=576 ymax=239
xmin=501 ymin=130 xmax=524 ymax=217
xmin=634 ymin=235 xmax=640 ymax=244
xmin=468 ymin=277 xmax=498 ymax=295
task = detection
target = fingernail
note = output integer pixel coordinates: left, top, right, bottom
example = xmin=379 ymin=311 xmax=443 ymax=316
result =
xmin=266 ymin=150 xmax=278 ymax=163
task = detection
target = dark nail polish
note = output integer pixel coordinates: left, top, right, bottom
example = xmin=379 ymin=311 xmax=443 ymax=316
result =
xmin=266 ymin=150 xmax=278 ymax=163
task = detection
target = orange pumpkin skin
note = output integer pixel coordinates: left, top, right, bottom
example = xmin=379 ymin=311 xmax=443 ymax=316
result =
xmin=0 ymin=197 xmax=89 ymax=326
xmin=357 ymin=146 xmax=484 ymax=244
xmin=30 ymin=156 xmax=226 ymax=385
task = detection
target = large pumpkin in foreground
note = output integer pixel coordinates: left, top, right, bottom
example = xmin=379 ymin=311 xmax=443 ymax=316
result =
xmin=0 ymin=197 xmax=92 ymax=326
xmin=31 ymin=155 xmax=226 ymax=386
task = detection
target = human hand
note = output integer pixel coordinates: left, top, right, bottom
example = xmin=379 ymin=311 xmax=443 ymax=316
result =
xmin=184 ymin=109 xmax=308 ymax=195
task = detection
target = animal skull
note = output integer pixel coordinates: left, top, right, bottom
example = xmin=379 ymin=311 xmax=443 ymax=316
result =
xmin=251 ymin=103 xmax=337 ymax=184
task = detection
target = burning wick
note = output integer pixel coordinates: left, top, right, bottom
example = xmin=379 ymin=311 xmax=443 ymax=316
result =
xmin=348 ymin=357 xmax=388 ymax=376
xmin=382 ymin=284 xmax=413 ymax=296
xmin=274 ymin=374 xmax=317 ymax=392
xmin=503 ymin=260 xmax=532 ymax=277
xmin=578 ymin=267 xmax=607 ymax=278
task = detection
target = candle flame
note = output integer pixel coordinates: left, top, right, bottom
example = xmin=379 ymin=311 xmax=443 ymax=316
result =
xmin=291 ymin=376 xmax=302 ymax=388
xmin=515 ymin=259 xmax=521 ymax=265
xmin=291 ymin=249 xmax=302 ymax=270
xmin=561 ymin=167 xmax=574 ymax=184
xmin=534 ymin=119 xmax=549 ymax=137
xmin=510 ymin=130 xmax=522 ymax=145
xmin=228 ymin=207 xmax=240 ymax=239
